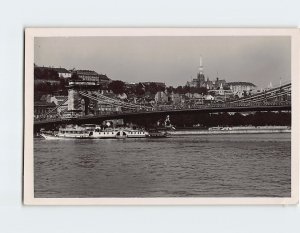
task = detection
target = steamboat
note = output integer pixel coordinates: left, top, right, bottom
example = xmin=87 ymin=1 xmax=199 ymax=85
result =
xmin=40 ymin=125 xmax=90 ymax=139
xmin=40 ymin=124 xmax=149 ymax=140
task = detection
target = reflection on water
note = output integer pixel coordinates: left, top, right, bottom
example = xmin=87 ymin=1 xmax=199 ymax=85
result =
xmin=34 ymin=133 xmax=291 ymax=197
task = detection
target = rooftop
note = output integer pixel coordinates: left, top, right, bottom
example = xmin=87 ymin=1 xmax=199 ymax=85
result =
xmin=76 ymin=70 xmax=99 ymax=75
xmin=36 ymin=66 xmax=70 ymax=73
xmin=98 ymin=74 xmax=110 ymax=81
xmin=227 ymin=82 xmax=256 ymax=87
xmin=34 ymin=101 xmax=56 ymax=107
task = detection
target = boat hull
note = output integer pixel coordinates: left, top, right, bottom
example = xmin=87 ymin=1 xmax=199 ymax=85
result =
xmin=40 ymin=133 xmax=90 ymax=139
xmin=41 ymin=127 xmax=150 ymax=140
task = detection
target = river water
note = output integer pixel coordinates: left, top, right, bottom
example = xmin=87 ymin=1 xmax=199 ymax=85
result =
xmin=34 ymin=133 xmax=291 ymax=198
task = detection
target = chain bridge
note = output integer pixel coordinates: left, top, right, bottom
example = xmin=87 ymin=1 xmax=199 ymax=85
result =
xmin=34 ymin=81 xmax=291 ymax=128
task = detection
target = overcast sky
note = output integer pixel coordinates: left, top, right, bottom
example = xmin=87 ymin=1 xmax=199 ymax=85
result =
xmin=34 ymin=36 xmax=291 ymax=88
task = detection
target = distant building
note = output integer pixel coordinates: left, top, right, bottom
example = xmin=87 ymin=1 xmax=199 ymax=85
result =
xmin=75 ymin=70 xmax=100 ymax=82
xmin=193 ymin=93 xmax=204 ymax=99
xmin=184 ymin=93 xmax=205 ymax=105
xmin=169 ymin=92 xmax=181 ymax=104
xmin=98 ymin=74 xmax=111 ymax=85
xmin=208 ymin=84 xmax=234 ymax=102
xmin=193 ymin=56 xmax=206 ymax=88
xmin=208 ymin=83 xmax=225 ymax=96
xmin=144 ymin=91 xmax=156 ymax=103
xmin=204 ymin=94 xmax=214 ymax=101
xmin=228 ymin=82 xmax=256 ymax=94
xmin=185 ymin=92 xmax=203 ymax=99
xmin=53 ymin=68 xmax=71 ymax=78
xmin=214 ymin=77 xmax=226 ymax=89
xmin=73 ymin=70 xmax=110 ymax=85
xmin=185 ymin=92 xmax=193 ymax=99
xmin=205 ymin=78 xmax=214 ymax=90
xmin=155 ymin=91 xmax=168 ymax=103
xmin=186 ymin=57 xmax=206 ymax=88
xmin=34 ymin=101 xmax=57 ymax=119
xmin=186 ymin=57 xmax=226 ymax=90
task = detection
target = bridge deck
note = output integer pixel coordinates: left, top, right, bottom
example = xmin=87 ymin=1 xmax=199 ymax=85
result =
xmin=34 ymin=104 xmax=291 ymax=126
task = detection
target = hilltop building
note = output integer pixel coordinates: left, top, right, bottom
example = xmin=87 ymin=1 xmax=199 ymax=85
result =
xmin=186 ymin=57 xmax=226 ymax=89
xmin=73 ymin=70 xmax=110 ymax=85
xmin=228 ymin=82 xmax=256 ymax=93
xmin=53 ymin=68 xmax=71 ymax=78
xmin=186 ymin=56 xmax=205 ymax=88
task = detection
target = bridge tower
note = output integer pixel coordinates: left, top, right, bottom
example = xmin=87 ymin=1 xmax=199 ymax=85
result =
xmin=67 ymin=88 xmax=78 ymax=111
xmin=66 ymin=79 xmax=100 ymax=117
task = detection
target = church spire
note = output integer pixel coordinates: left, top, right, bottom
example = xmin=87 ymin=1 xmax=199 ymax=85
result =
xmin=198 ymin=56 xmax=204 ymax=75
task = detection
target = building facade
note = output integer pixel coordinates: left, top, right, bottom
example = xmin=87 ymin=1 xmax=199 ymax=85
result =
xmin=228 ymin=82 xmax=256 ymax=94
xmin=34 ymin=101 xmax=57 ymax=119
xmin=73 ymin=70 xmax=110 ymax=85
xmin=53 ymin=68 xmax=71 ymax=78
xmin=155 ymin=91 xmax=168 ymax=103
xmin=75 ymin=70 xmax=100 ymax=82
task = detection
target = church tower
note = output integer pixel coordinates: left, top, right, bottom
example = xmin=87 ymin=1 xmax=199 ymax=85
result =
xmin=199 ymin=56 xmax=204 ymax=75
xmin=197 ymin=56 xmax=205 ymax=87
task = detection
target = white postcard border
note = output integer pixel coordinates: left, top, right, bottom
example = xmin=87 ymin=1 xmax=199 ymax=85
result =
xmin=24 ymin=28 xmax=299 ymax=205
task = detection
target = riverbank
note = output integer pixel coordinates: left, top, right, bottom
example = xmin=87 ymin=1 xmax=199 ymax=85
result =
xmin=169 ymin=126 xmax=291 ymax=135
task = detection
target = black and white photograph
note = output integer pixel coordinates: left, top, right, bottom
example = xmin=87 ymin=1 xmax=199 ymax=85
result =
xmin=24 ymin=28 xmax=299 ymax=205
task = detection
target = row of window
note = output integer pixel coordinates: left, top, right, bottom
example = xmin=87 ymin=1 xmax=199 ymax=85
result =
xmin=93 ymin=131 xmax=145 ymax=134
xmin=60 ymin=130 xmax=86 ymax=134
xmin=129 ymin=132 xmax=145 ymax=134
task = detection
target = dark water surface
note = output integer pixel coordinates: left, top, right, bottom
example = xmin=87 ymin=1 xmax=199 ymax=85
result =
xmin=34 ymin=133 xmax=291 ymax=197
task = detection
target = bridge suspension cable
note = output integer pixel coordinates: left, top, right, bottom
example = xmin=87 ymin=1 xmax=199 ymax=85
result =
xmin=43 ymin=97 xmax=69 ymax=117
xmin=78 ymin=91 xmax=151 ymax=110
xmin=229 ymin=83 xmax=291 ymax=104
xmin=92 ymin=91 xmax=152 ymax=110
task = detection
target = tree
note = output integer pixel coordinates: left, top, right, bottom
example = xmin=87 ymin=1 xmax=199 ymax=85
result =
xmin=147 ymin=82 xmax=159 ymax=94
xmin=197 ymin=86 xmax=208 ymax=95
xmin=34 ymin=67 xmax=59 ymax=80
xmin=166 ymin=86 xmax=175 ymax=94
xmin=173 ymin=86 xmax=182 ymax=94
xmin=70 ymin=72 xmax=80 ymax=80
xmin=108 ymin=80 xmax=126 ymax=94
xmin=134 ymin=83 xmax=145 ymax=96
xmin=183 ymin=85 xmax=191 ymax=94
